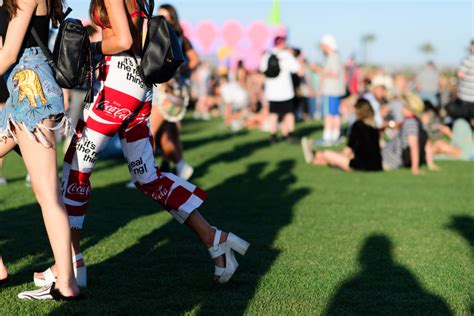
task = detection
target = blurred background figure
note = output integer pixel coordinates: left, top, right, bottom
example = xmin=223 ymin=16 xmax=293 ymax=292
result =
xmin=260 ymin=36 xmax=303 ymax=143
xmin=312 ymin=34 xmax=345 ymax=145
xmin=416 ymin=61 xmax=439 ymax=108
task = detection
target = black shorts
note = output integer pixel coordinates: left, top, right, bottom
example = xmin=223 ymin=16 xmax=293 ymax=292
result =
xmin=269 ymin=99 xmax=294 ymax=122
xmin=0 ymin=77 xmax=8 ymax=103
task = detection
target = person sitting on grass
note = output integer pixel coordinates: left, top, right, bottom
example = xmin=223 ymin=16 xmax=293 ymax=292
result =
xmin=301 ymin=98 xmax=382 ymax=172
xmin=381 ymin=93 xmax=439 ymax=175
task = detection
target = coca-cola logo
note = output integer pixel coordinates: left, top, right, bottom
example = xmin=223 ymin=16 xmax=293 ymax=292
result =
xmin=100 ymin=101 xmax=132 ymax=121
xmin=152 ymin=185 xmax=169 ymax=201
xmin=67 ymin=183 xmax=91 ymax=195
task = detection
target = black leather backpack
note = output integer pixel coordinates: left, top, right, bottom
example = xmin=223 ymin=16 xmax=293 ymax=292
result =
xmin=31 ymin=9 xmax=91 ymax=90
xmin=138 ymin=0 xmax=185 ymax=86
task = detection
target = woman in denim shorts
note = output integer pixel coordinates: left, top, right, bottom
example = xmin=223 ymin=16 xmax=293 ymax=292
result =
xmin=0 ymin=0 xmax=79 ymax=300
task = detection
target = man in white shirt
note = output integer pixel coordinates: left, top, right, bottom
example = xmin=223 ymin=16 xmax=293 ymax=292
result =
xmin=312 ymin=35 xmax=345 ymax=144
xmin=260 ymin=36 xmax=303 ymax=143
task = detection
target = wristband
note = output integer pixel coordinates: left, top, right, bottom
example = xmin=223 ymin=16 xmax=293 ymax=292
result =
xmin=91 ymin=41 xmax=103 ymax=55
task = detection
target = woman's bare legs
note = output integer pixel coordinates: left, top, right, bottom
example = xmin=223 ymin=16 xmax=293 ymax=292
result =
xmin=0 ymin=256 xmax=8 ymax=280
xmin=313 ymin=150 xmax=351 ymax=171
xmin=14 ymin=121 xmax=79 ymax=296
xmin=432 ymin=139 xmax=462 ymax=158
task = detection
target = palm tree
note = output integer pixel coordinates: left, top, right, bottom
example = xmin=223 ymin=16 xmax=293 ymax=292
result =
xmin=361 ymin=33 xmax=376 ymax=66
xmin=419 ymin=42 xmax=435 ymax=60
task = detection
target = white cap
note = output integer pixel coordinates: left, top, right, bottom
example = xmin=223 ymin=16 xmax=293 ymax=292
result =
xmin=321 ymin=34 xmax=337 ymax=50
xmin=371 ymin=75 xmax=391 ymax=89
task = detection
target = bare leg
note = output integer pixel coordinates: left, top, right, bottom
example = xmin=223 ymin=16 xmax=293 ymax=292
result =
xmin=15 ymin=122 xmax=79 ymax=296
xmin=432 ymin=140 xmax=462 ymax=158
xmin=185 ymin=211 xmax=226 ymax=269
xmin=280 ymin=113 xmax=295 ymax=137
xmin=321 ymin=150 xmax=351 ymax=171
xmin=424 ymin=142 xmax=440 ymax=171
xmin=0 ymin=256 xmax=7 ymax=280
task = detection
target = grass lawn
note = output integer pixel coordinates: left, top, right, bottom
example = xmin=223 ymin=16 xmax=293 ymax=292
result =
xmin=0 ymin=117 xmax=472 ymax=315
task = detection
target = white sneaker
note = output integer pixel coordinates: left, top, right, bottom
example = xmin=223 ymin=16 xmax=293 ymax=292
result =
xmin=301 ymin=137 xmax=314 ymax=164
xmin=0 ymin=177 xmax=7 ymax=186
xmin=176 ymin=163 xmax=194 ymax=181
xmin=25 ymin=174 xmax=31 ymax=187
xmin=125 ymin=180 xmax=137 ymax=189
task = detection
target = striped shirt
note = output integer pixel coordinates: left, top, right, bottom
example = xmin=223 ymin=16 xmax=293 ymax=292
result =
xmin=459 ymin=54 xmax=474 ymax=102
xmin=382 ymin=118 xmax=419 ymax=169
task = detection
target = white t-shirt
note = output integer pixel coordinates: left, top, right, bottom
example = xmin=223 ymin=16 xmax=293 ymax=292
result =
xmin=320 ymin=51 xmax=345 ymax=96
xmin=363 ymin=92 xmax=383 ymax=128
xmin=260 ymin=48 xmax=300 ymax=102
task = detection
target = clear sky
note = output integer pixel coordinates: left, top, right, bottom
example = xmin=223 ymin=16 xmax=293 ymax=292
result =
xmin=69 ymin=0 xmax=473 ymax=67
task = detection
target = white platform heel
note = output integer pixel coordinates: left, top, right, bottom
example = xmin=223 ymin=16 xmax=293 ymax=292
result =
xmin=33 ymin=253 xmax=87 ymax=288
xmin=208 ymin=228 xmax=249 ymax=284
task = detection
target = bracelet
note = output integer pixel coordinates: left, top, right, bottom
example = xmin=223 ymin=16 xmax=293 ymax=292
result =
xmin=91 ymin=41 xmax=103 ymax=55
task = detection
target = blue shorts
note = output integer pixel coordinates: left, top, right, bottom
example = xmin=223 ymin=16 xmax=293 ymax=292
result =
xmin=0 ymin=48 xmax=66 ymax=143
xmin=323 ymin=96 xmax=341 ymax=116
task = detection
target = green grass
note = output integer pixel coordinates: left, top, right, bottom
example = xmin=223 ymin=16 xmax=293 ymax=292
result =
xmin=0 ymin=117 xmax=472 ymax=315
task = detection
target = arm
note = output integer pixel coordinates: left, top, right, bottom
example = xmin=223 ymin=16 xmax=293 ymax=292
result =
xmin=0 ymin=0 xmax=37 ymax=75
xmin=100 ymin=0 xmax=133 ymax=54
xmin=186 ymin=49 xmax=200 ymax=70
xmin=407 ymin=135 xmax=421 ymax=175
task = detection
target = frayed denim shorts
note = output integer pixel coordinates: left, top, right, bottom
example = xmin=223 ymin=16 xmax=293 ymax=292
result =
xmin=0 ymin=47 xmax=68 ymax=145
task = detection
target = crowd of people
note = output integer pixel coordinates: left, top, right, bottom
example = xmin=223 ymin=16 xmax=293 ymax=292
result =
xmin=0 ymin=0 xmax=472 ymax=303
xmin=184 ymin=36 xmax=474 ymax=176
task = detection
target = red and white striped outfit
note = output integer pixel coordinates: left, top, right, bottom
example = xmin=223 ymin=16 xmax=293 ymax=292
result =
xmin=62 ymin=54 xmax=207 ymax=229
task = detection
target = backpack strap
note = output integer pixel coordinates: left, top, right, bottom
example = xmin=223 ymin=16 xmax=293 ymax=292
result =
xmin=31 ymin=7 xmax=73 ymax=60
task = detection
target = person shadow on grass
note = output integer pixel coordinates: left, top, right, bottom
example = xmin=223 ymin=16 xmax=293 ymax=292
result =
xmin=324 ymin=234 xmax=452 ymax=315
xmin=49 ymin=159 xmax=310 ymax=314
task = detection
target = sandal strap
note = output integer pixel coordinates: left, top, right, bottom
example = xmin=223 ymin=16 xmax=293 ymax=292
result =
xmin=73 ymin=253 xmax=83 ymax=263
xmin=214 ymin=266 xmax=225 ymax=277
xmin=208 ymin=227 xmax=225 ymax=258
xmin=42 ymin=268 xmax=56 ymax=283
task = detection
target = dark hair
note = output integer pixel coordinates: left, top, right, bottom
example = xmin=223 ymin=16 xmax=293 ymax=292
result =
xmin=354 ymin=98 xmax=375 ymax=122
xmin=274 ymin=36 xmax=286 ymax=47
xmin=4 ymin=0 xmax=64 ymax=27
xmin=159 ymin=4 xmax=183 ymax=36
xmin=89 ymin=0 xmax=108 ymax=28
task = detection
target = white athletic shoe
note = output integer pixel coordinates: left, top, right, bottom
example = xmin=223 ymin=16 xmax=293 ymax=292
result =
xmin=176 ymin=162 xmax=194 ymax=181
xmin=301 ymin=137 xmax=314 ymax=164
xmin=125 ymin=180 xmax=137 ymax=189
xmin=0 ymin=177 xmax=7 ymax=186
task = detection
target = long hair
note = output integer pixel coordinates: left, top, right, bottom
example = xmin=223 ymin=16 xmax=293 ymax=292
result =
xmin=89 ymin=0 xmax=108 ymax=28
xmin=159 ymin=4 xmax=183 ymax=36
xmin=354 ymin=98 xmax=375 ymax=126
xmin=4 ymin=0 xmax=64 ymax=27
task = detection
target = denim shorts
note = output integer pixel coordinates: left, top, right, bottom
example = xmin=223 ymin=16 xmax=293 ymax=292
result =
xmin=0 ymin=47 xmax=67 ymax=144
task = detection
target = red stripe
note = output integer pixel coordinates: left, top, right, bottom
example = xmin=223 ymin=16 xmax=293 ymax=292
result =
xmin=65 ymin=203 xmax=88 ymax=216
xmin=193 ymin=187 xmax=208 ymax=201
xmin=166 ymin=186 xmax=193 ymax=211
xmin=64 ymin=120 xmax=86 ymax=164
xmin=124 ymin=123 xmax=150 ymax=143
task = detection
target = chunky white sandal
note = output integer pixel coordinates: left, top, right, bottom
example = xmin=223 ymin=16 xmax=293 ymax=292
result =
xmin=33 ymin=253 xmax=87 ymax=288
xmin=208 ymin=228 xmax=249 ymax=284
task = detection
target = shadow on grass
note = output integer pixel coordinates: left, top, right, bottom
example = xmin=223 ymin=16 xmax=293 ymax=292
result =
xmin=447 ymin=215 xmax=474 ymax=249
xmin=192 ymin=138 xmax=270 ymax=179
xmin=50 ymin=159 xmax=310 ymax=314
xmin=0 ymin=176 xmax=160 ymax=287
xmin=324 ymin=234 xmax=452 ymax=315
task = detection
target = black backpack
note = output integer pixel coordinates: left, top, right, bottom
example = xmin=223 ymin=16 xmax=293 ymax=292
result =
xmin=138 ymin=0 xmax=185 ymax=86
xmin=31 ymin=10 xmax=91 ymax=90
xmin=264 ymin=54 xmax=280 ymax=78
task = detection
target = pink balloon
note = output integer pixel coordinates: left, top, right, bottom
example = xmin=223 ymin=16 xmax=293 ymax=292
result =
xmin=248 ymin=21 xmax=271 ymax=49
xmin=272 ymin=25 xmax=288 ymax=39
xmin=194 ymin=21 xmax=219 ymax=54
xmin=180 ymin=20 xmax=193 ymax=39
xmin=246 ymin=46 xmax=266 ymax=70
xmin=222 ymin=20 xmax=244 ymax=48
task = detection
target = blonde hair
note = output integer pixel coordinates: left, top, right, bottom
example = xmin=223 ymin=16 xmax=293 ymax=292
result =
xmin=402 ymin=92 xmax=424 ymax=114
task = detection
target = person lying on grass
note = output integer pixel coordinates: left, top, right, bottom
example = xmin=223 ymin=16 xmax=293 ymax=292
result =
xmin=301 ymin=98 xmax=383 ymax=172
